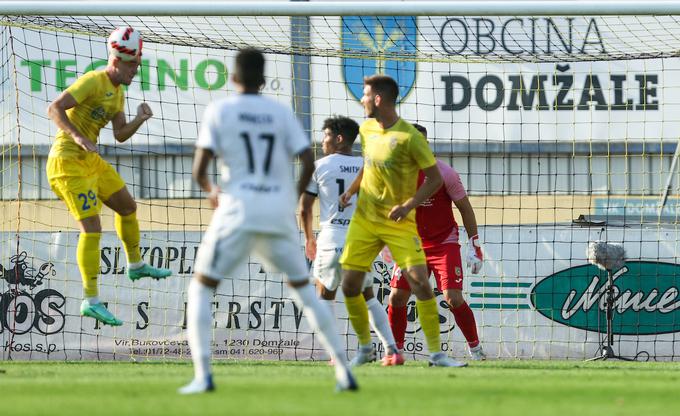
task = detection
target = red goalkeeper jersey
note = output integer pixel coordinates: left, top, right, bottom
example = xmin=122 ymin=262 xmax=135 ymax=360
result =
xmin=416 ymin=160 xmax=467 ymax=248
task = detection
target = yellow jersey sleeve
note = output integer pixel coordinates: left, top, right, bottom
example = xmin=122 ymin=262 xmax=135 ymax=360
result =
xmin=408 ymin=130 xmax=436 ymax=169
xmin=66 ymin=71 xmax=99 ymax=104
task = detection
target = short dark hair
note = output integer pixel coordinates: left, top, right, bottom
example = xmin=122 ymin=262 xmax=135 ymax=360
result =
xmin=364 ymin=74 xmax=399 ymax=104
xmin=322 ymin=116 xmax=359 ymax=146
xmin=412 ymin=123 xmax=427 ymax=138
xmin=235 ymin=48 xmax=265 ymax=88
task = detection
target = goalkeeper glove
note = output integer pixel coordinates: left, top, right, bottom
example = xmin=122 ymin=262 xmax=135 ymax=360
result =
xmin=466 ymin=234 xmax=484 ymax=274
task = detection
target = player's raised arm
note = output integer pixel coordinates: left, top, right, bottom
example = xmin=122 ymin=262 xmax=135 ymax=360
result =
xmin=47 ymin=91 xmax=97 ymax=153
xmin=111 ymin=102 xmax=153 ymax=143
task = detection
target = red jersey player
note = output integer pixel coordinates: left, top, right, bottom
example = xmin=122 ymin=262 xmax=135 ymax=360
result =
xmin=385 ymin=123 xmax=485 ymax=364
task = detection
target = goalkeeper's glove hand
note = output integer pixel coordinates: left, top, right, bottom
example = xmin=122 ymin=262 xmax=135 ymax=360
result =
xmin=466 ymin=234 xmax=484 ymax=274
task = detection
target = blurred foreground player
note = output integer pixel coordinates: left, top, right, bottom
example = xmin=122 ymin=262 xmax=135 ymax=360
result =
xmin=180 ymin=48 xmax=356 ymax=394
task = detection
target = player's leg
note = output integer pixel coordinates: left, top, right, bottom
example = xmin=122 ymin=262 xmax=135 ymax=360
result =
xmin=339 ymin=215 xmax=383 ymax=367
xmin=76 ymin=214 xmax=122 ymax=326
xmin=314 ymin=246 xmax=343 ymax=317
xmin=430 ymin=244 xmax=483 ymax=361
xmin=313 ymin=247 xmax=342 ymax=364
xmin=384 ymin=225 xmax=466 ymax=368
xmin=361 ymin=284 xmax=400 ymax=365
xmin=179 ymin=273 xmax=219 ymax=395
xmin=180 ymin=224 xmax=251 ymax=394
xmin=386 ymin=266 xmax=411 ymax=365
xmin=434 ymin=245 xmax=485 ymax=359
xmin=257 ymin=234 xmax=357 ymax=392
xmin=100 ymin=165 xmax=171 ymax=281
xmin=47 ymin=157 xmax=121 ymax=326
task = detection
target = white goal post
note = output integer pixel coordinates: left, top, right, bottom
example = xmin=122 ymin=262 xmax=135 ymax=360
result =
xmin=2 ymin=1 xmax=680 ymax=362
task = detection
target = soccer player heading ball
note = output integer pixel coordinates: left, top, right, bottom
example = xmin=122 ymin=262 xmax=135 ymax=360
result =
xmin=338 ymin=75 xmax=466 ymax=367
xmin=181 ymin=48 xmax=357 ymax=394
xmin=46 ymin=27 xmax=171 ymax=327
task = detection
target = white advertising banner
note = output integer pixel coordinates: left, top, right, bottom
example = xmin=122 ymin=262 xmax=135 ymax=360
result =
xmin=4 ymin=15 xmax=680 ymax=146
xmin=2 ymin=226 xmax=679 ymax=361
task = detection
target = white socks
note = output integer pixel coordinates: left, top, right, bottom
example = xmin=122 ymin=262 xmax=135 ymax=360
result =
xmin=291 ymin=284 xmax=350 ymax=376
xmin=187 ymin=278 xmax=214 ymax=381
xmin=128 ymin=261 xmax=144 ymax=270
xmin=366 ymin=297 xmax=397 ymax=353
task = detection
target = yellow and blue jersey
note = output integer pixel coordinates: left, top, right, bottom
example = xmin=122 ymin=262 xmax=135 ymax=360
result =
xmin=355 ymin=118 xmax=436 ymax=223
xmin=49 ymin=70 xmax=124 ymax=159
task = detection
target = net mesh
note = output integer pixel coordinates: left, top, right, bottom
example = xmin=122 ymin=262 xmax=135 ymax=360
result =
xmin=2 ymin=12 xmax=680 ymax=361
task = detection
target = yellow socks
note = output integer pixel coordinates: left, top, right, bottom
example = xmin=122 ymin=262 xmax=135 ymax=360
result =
xmin=77 ymin=232 xmax=101 ymax=298
xmin=344 ymin=294 xmax=372 ymax=346
xmin=114 ymin=212 xmax=141 ymax=264
xmin=416 ymin=297 xmax=441 ymax=353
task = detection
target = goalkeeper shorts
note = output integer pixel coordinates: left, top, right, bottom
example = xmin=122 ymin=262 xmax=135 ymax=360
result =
xmin=390 ymin=242 xmax=464 ymax=291
xmin=47 ymin=153 xmax=126 ymax=221
xmin=340 ymin=213 xmax=426 ymax=272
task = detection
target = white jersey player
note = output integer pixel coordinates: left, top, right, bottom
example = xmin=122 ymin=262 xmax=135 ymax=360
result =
xmin=180 ymin=49 xmax=357 ymax=395
xmin=300 ymin=116 xmax=398 ymax=367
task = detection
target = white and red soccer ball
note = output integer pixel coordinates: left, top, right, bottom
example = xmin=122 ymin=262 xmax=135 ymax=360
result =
xmin=107 ymin=27 xmax=142 ymax=62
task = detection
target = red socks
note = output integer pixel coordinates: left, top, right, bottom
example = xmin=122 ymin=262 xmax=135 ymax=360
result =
xmin=387 ymin=304 xmax=408 ymax=350
xmin=451 ymin=301 xmax=480 ymax=348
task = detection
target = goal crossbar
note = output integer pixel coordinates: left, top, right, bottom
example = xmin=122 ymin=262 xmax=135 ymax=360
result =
xmin=3 ymin=1 xmax=680 ymax=17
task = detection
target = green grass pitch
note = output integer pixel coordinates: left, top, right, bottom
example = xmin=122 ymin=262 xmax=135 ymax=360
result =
xmin=1 ymin=360 xmax=679 ymax=415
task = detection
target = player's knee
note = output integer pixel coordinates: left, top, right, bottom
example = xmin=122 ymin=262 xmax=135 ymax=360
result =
xmin=120 ymin=199 xmax=137 ymax=216
xmin=341 ymin=270 xmax=364 ymax=297
xmin=389 ymin=288 xmax=410 ymax=306
xmin=319 ymin=286 xmax=336 ymax=300
xmin=195 ymin=273 xmax=219 ymax=288
xmin=445 ymin=290 xmax=465 ymax=308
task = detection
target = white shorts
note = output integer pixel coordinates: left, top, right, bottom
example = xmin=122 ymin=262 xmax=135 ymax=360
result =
xmin=195 ymin=223 xmax=308 ymax=283
xmin=313 ymin=245 xmax=372 ymax=292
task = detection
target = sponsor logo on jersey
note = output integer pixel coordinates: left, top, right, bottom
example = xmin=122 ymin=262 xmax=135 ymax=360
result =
xmin=90 ymin=106 xmax=106 ymax=120
xmin=341 ymin=16 xmax=417 ymax=104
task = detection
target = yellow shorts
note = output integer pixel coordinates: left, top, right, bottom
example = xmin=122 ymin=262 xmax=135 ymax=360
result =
xmin=46 ymin=153 xmax=126 ymax=221
xmin=339 ymin=213 xmax=426 ymax=272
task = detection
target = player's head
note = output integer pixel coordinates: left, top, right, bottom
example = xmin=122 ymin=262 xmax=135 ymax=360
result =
xmin=361 ymin=75 xmax=399 ymax=118
xmin=107 ymin=27 xmax=142 ymax=86
xmin=321 ymin=116 xmax=359 ymax=155
xmin=412 ymin=123 xmax=427 ymax=138
xmin=233 ymin=48 xmax=266 ymax=92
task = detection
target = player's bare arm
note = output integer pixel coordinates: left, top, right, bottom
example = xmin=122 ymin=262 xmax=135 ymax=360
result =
xmin=454 ymin=195 xmax=484 ymax=274
xmin=192 ymin=147 xmax=219 ymax=208
xmin=299 ymin=191 xmax=317 ymax=260
xmin=388 ymin=163 xmax=442 ymax=222
xmin=111 ymin=103 xmax=153 ymax=143
xmin=297 ymin=148 xmax=315 ymax=197
xmin=47 ymin=91 xmax=97 ymax=153
xmin=453 ymin=196 xmax=479 ymax=237
xmin=339 ymin=166 xmax=363 ymax=208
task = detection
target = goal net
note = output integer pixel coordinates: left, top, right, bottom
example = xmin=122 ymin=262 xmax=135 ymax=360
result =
xmin=2 ymin=2 xmax=680 ymax=361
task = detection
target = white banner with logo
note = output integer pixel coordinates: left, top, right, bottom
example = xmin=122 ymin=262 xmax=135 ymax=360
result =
xmin=4 ymin=15 xmax=680 ymax=146
xmin=2 ymin=226 xmax=679 ymax=361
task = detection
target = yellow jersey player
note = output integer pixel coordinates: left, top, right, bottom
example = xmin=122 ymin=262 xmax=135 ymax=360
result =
xmin=339 ymin=75 xmax=466 ymax=367
xmin=46 ymin=27 xmax=171 ymax=327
